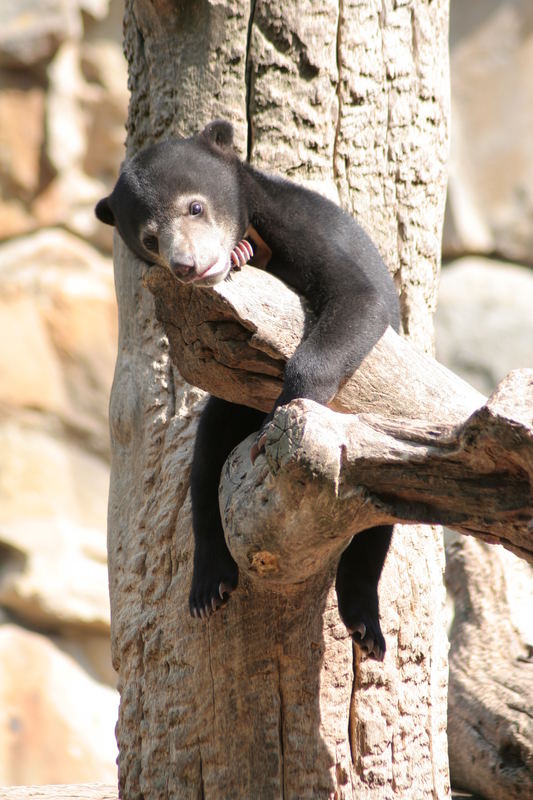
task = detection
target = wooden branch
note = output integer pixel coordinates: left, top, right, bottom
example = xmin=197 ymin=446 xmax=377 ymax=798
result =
xmin=145 ymin=264 xmax=533 ymax=573
xmin=446 ymin=534 xmax=533 ymax=800
xmin=220 ymin=383 xmax=533 ymax=583
xmin=145 ymin=264 xmax=485 ymax=422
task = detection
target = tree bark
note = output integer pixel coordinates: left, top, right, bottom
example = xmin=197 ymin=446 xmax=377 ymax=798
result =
xmin=445 ymin=535 xmax=533 ymax=800
xmin=218 ymin=384 xmax=533 ymax=575
xmin=108 ymin=1 xmax=453 ymax=798
xmin=147 ymin=265 xmax=533 ymax=563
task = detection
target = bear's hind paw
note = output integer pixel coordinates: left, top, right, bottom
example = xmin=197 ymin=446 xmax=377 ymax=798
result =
xmin=348 ymin=620 xmax=386 ymax=662
xmin=189 ymin=558 xmax=238 ymax=620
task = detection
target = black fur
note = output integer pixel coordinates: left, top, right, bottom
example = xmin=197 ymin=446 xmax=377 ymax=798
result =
xmin=96 ymin=120 xmax=400 ymax=660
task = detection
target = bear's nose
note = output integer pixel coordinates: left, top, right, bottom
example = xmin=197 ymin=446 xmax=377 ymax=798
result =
xmin=170 ymin=255 xmax=195 ymax=281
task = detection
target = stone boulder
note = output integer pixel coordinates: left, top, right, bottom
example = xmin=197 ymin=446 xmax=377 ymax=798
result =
xmin=0 ymin=0 xmax=81 ymax=68
xmin=0 ymin=229 xmax=115 ymax=634
xmin=436 ymin=257 xmax=533 ymax=396
xmin=0 ymin=625 xmax=118 ymax=786
xmin=0 ymin=75 xmax=46 ymax=240
xmin=0 ymin=0 xmax=128 ymax=249
xmin=0 ymin=229 xmax=117 ymax=456
xmin=444 ymin=0 xmax=533 ymax=264
xmin=0 ymin=0 xmax=124 ymax=787
xmin=0 ymin=461 xmax=110 ymax=633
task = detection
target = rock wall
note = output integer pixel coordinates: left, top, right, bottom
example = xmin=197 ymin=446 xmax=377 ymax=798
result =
xmin=444 ymin=0 xmax=533 ymax=264
xmin=0 ymin=0 xmax=531 ymax=790
xmin=0 ymin=0 xmax=127 ymax=786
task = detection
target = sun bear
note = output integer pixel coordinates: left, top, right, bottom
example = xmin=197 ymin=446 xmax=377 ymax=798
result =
xmin=96 ymin=120 xmax=400 ymax=660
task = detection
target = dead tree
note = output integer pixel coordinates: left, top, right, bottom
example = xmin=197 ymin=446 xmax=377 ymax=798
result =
xmin=107 ymin=1 xmax=532 ymax=798
xmin=148 ymin=266 xmax=532 ymax=564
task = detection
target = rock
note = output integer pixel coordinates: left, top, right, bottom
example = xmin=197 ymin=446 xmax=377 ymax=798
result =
xmin=42 ymin=35 xmax=127 ymax=249
xmin=0 ymin=229 xmax=117 ymax=456
xmin=0 ymin=75 xmax=46 ymax=240
xmin=445 ymin=1 xmax=533 ymax=263
xmin=35 ymin=168 xmax=115 ymax=248
xmin=80 ymin=0 xmax=110 ymax=20
xmin=0 ymin=625 xmax=117 ymax=785
xmin=47 ymin=41 xmax=89 ymax=175
xmin=54 ymin=632 xmax=118 ymax=688
xmin=0 ymin=0 xmax=123 ymax=788
xmin=0 ymin=82 xmax=45 ymax=197
xmin=81 ymin=41 xmax=129 ymax=182
xmin=0 ymin=229 xmax=115 ymax=633
xmin=0 ymin=199 xmax=36 ymax=242
xmin=0 ymin=426 xmax=110 ymax=633
xmin=435 ymin=257 xmax=533 ymax=395
xmin=0 ymin=4 xmax=127 ymax=249
xmin=0 ymin=0 xmax=81 ymax=69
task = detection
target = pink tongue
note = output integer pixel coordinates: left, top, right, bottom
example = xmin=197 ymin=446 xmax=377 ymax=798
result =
xmin=196 ymin=253 xmax=226 ymax=279
xmin=230 ymin=239 xmax=254 ymax=268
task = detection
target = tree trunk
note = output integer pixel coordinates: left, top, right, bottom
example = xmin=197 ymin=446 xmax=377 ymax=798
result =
xmin=446 ymin=535 xmax=533 ymax=800
xmin=148 ymin=266 xmax=533 ymax=560
xmin=108 ymin=1 xmax=452 ymax=798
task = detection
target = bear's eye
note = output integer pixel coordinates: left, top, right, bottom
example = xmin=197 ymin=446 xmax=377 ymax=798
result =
xmin=189 ymin=201 xmax=203 ymax=216
xmin=142 ymin=234 xmax=159 ymax=254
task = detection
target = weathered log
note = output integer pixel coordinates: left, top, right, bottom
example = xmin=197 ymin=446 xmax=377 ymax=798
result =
xmin=145 ymin=263 xmax=533 ymax=573
xmin=446 ymin=534 xmax=533 ymax=800
xmin=110 ymin=1 xmax=465 ymax=795
xmin=146 ymin=263 xmax=485 ymax=422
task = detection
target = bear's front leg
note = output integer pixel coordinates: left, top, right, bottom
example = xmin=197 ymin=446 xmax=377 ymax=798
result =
xmin=189 ymin=396 xmax=264 ymax=619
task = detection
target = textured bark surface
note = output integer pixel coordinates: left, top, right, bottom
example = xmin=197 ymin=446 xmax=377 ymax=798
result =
xmin=147 ymin=264 xmax=533 ymax=563
xmin=446 ymin=535 xmax=533 ymax=800
xmin=147 ymin=265 xmax=481 ymax=423
xmin=219 ymin=382 xmax=533 ymax=577
xmin=108 ymin=1 xmax=453 ymax=798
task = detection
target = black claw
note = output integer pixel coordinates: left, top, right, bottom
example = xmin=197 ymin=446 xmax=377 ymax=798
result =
xmin=250 ymin=431 xmax=268 ymax=464
xmin=219 ymin=581 xmax=232 ymax=600
xmin=350 ymin=622 xmax=366 ymax=640
xmin=337 ymin=585 xmax=386 ymax=661
xmin=350 ymin=628 xmax=385 ymax=661
xmin=189 ymin=545 xmax=238 ymax=621
xmin=342 ymin=606 xmax=386 ymax=661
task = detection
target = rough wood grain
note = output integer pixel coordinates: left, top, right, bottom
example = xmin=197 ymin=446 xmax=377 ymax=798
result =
xmin=145 ymin=263 xmax=533 ymax=566
xmin=146 ymin=263 xmax=484 ymax=423
xmin=446 ymin=535 xmax=533 ymax=800
xmin=221 ymin=384 xmax=533 ymax=578
xmin=109 ymin=1 xmax=454 ymax=798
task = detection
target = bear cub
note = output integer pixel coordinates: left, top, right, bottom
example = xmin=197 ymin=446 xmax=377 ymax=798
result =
xmin=96 ymin=120 xmax=400 ymax=660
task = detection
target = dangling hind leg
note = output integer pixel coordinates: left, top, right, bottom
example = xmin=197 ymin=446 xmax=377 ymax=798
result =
xmin=335 ymin=525 xmax=393 ymax=661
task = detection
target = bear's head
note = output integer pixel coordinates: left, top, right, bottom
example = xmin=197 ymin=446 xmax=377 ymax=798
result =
xmin=96 ymin=120 xmax=247 ymax=286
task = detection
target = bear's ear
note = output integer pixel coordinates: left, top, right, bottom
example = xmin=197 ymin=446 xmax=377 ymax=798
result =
xmin=95 ymin=196 xmax=115 ymax=226
xmin=198 ymin=120 xmax=235 ymax=152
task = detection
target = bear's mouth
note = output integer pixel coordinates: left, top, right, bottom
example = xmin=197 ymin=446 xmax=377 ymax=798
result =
xmin=182 ymin=236 xmax=256 ymax=286
xmin=192 ymin=253 xmax=231 ymax=284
